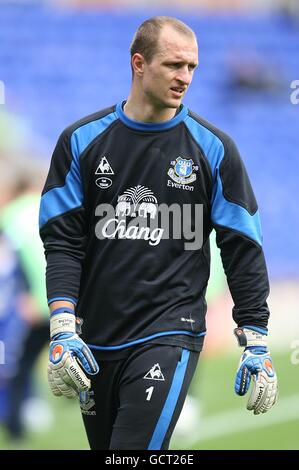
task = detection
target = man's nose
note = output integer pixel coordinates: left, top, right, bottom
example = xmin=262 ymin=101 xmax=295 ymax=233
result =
xmin=175 ymin=66 xmax=192 ymax=85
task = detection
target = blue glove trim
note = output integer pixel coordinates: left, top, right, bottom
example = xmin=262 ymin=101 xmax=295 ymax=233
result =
xmin=245 ymin=346 xmax=268 ymax=354
xmin=50 ymin=333 xmax=99 ymax=375
xmin=235 ymin=347 xmax=275 ymax=396
xmin=51 ymin=307 xmax=75 ymax=316
xmin=241 ymin=325 xmax=268 ymax=335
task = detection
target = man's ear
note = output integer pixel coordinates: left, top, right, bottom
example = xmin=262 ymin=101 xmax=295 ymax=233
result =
xmin=131 ymin=53 xmax=145 ymax=77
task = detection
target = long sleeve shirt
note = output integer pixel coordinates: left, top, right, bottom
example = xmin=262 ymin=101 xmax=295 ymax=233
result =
xmin=39 ymin=102 xmax=270 ymax=354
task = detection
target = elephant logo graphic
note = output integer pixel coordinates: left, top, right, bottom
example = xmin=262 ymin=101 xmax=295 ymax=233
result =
xmin=115 ymin=200 xmax=131 ymax=217
xmin=100 ymin=185 xmax=163 ymax=246
xmin=138 ymin=202 xmax=157 ymax=219
xmin=116 ymin=185 xmax=157 ymax=218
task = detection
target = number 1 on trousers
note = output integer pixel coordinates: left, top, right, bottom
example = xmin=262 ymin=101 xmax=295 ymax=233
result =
xmin=145 ymin=386 xmax=154 ymax=401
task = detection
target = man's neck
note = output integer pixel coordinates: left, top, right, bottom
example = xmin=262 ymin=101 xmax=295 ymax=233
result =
xmin=124 ymin=93 xmax=178 ymax=123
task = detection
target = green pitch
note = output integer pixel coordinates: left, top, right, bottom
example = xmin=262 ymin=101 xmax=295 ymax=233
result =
xmin=171 ymin=349 xmax=299 ymax=450
xmin=0 ymin=349 xmax=298 ymax=450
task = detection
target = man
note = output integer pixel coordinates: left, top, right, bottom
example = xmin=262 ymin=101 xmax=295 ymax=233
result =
xmin=39 ymin=16 xmax=278 ymax=450
xmin=1 ymin=158 xmax=49 ymax=441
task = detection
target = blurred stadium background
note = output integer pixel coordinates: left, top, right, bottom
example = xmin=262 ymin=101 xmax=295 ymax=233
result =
xmin=0 ymin=0 xmax=299 ymax=450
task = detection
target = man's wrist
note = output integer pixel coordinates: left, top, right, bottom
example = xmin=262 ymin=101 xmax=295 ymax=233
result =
xmin=234 ymin=326 xmax=268 ymax=348
xmin=50 ymin=307 xmax=76 ymax=339
xmin=49 ymin=299 xmax=76 ymax=312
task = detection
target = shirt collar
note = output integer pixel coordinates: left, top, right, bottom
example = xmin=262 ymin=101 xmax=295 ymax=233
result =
xmin=116 ymin=101 xmax=188 ymax=132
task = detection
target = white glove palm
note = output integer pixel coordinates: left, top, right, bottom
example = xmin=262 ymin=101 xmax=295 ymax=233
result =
xmin=234 ymin=327 xmax=278 ymax=415
xmin=235 ymin=346 xmax=278 ymax=414
xmin=48 ymin=309 xmax=99 ymax=398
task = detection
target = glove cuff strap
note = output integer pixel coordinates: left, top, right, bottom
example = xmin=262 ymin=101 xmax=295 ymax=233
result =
xmin=50 ymin=311 xmax=76 ymax=339
xmin=234 ymin=327 xmax=267 ymax=348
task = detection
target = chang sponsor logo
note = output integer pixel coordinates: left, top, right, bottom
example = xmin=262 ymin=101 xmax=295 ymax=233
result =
xmin=96 ymin=185 xmax=163 ymax=246
xmin=95 ymin=187 xmax=204 ymax=250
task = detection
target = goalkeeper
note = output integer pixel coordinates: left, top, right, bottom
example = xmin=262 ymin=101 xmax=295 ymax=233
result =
xmin=39 ymin=16 xmax=277 ymax=450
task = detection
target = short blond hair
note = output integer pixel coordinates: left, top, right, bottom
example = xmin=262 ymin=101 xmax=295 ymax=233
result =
xmin=130 ymin=16 xmax=196 ymax=65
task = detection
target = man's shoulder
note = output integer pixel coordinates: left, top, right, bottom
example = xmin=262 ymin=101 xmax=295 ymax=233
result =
xmin=61 ymin=104 xmax=117 ymax=138
xmin=186 ymin=109 xmax=244 ymax=168
xmin=186 ymin=108 xmax=234 ymax=149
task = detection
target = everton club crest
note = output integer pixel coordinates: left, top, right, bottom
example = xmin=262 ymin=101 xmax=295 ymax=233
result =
xmin=168 ymin=157 xmax=198 ymax=185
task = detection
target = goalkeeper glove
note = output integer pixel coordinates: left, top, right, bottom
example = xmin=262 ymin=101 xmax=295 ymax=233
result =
xmin=48 ymin=307 xmax=99 ymax=399
xmin=234 ymin=326 xmax=278 ymax=415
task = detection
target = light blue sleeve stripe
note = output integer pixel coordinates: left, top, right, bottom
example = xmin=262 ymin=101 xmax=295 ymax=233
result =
xmin=184 ymin=115 xmax=262 ymax=246
xmin=184 ymin=114 xmax=223 ymax=173
xmin=39 ymin=112 xmax=117 ymax=229
xmin=70 ymin=112 xmax=117 ymax=159
xmin=147 ymin=349 xmax=190 ymax=450
xmin=47 ymin=296 xmax=77 ymax=305
xmin=211 ymin=171 xmax=262 ymax=245
xmin=39 ymin=158 xmax=82 ymax=228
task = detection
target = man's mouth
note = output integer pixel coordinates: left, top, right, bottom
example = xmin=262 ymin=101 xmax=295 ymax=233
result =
xmin=170 ymin=87 xmax=185 ymax=96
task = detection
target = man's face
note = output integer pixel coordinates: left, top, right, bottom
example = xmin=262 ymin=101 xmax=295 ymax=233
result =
xmin=141 ymin=26 xmax=198 ymax=110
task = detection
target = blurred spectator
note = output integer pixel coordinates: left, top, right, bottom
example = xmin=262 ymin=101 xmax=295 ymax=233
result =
xmin=0 ymin=161 xmax=30 ymax=436
xmin=0 ymin=153 xmax=49 ymax=443
xmin=226 ymin=50 xmax=283 ymax=93
xmin=279 ymin=0 xmax=299 ymax=21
